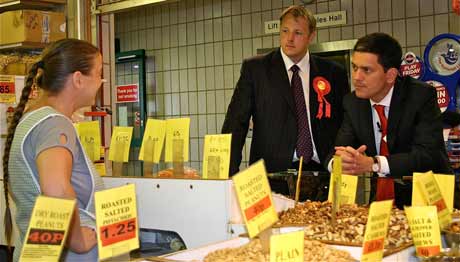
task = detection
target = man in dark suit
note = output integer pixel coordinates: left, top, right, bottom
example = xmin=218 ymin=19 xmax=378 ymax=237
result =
xmin=222 ymin=5 xmax=349 ymax=176
xmin=329 ymin=32 xmax=452 ymax=208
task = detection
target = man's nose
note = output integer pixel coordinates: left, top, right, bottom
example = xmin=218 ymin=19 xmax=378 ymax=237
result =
xmin=353 ymin=70 xmax=363 ymax=81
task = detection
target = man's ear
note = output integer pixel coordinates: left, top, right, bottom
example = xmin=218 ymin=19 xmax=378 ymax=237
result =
xmin=72 ymin=71 xmax=83 ymax=90
xmin=386 ymin=68 xmax=399 ymax=84
xmin=308 ymin=30 xmax=316 ymax=42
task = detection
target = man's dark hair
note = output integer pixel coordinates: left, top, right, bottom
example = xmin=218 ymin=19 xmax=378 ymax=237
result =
xmin=353 ymin=32 xmax=402 ymax=72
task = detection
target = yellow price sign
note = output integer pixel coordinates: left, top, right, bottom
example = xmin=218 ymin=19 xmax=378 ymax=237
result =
xmin=94 ymin=162 xmax=106 ymax=177
xmin=361 ymin=200 xmax=393 ymax=262
xmin=165 ymin=118 xmax=190 ymax=162
xmin=108 ymin=126 xmax=133 ymax=162
xmin=328 ymin=174 xmax=358 ymax=205
xmin=139 ymin=119 xmax=166 ymax=163
xmin=75 ymin=121 xmax=101 ymax=161
xmin=405 ymin=206 xmax=442 ymax=257
xmin=202 ymin=134 xmax=232 ymax=179
xmin=20 ymin=196 xmax=75 ymax=262
xmin=413 ymin=172 xmax=455 ymax=211
xmin=416 ymin=172 xmax=452 ymax=229
xmin=95 ymin=184 xmax=139 ymax=260
xmin=232 ymin=160 xmax=278 ymax=238
xmin=270 ymin=230 xmax=304 ymax=262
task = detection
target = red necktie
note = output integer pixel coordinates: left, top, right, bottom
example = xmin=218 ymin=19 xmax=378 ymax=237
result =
xmin=291 ymin=65 xmax=313 ymax=162
xmin=373 ymin=104 xmax=395 ymax=201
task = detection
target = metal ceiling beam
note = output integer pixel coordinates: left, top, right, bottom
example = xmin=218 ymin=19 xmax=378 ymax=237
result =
xmin=92 ymin=0 xmax=178 ymax=15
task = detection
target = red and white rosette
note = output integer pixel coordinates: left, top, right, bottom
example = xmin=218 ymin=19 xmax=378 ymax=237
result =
xmin=313 ymin=76 xmax=331 ymax=119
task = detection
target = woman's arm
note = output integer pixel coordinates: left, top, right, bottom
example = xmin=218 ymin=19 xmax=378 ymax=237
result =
xmin=36 ymin=146 xmax=97 ymax=253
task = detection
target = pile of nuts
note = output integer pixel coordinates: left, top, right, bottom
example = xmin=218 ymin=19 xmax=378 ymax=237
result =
xmin=276 ymin=201 xmax=412 ymax=249
xmin=449 ymin=221 xmax=460 ymax=233
xmin=453 ymin=209 xmax=460 ymax=218
xmin=203 ymin=238 xmax=355 ymax=262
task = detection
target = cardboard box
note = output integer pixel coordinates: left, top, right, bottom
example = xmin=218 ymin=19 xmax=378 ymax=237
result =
xmin=0 ymin=10 xmax=66 ymax=46
xmin=0 ymin=62 xmax=35 ymax=75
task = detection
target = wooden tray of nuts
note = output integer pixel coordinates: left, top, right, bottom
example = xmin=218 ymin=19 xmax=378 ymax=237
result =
xmin=273 ymin=201 xmax=413 ymax=256
xmin=203 ymin=238 xmax=357 ymax=262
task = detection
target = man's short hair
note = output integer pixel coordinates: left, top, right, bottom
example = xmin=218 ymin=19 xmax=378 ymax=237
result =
xmin=353 ymin=32 xmax=402 ymax=72
xmin=280 ymin=5 xmax=316 ymax=34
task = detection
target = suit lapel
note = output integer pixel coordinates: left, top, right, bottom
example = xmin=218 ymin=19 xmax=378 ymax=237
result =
xmin=387 ymin=78 xmax=406 ymax=151
xmin=269 ymin=49 xmax=295 ymax=113
xmin=360 ymin=100 xmax=377 ymax=156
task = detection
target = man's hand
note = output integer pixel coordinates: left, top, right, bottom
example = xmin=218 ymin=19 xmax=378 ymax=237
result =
xmin=334 ymin=145 xmax=373 ymax=174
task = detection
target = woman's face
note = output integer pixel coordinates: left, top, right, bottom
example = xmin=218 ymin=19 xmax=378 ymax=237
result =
xmin=81 ymin=54 xmax=103 ymax=106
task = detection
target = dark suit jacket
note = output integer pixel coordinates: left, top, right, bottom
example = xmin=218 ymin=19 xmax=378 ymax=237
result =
xmin=329 ymin=76 xmax=452 ymax=177
xmin=222 ymin=48 xmax=350 ymax=175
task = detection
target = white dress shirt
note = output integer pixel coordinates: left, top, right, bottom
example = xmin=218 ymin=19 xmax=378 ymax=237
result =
xmin=280 ymin=49 xmax=320 ymax=164
xmin=370 ymin=87 xmax=394 ymax=176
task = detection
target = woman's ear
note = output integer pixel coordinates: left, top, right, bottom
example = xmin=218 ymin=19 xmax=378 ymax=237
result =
xmin=72 ymin=71 xmax=83 ymax=90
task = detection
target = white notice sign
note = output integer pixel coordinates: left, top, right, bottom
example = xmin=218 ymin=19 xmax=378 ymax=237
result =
xmin=264 ymin=10 xmax=347 ymax=34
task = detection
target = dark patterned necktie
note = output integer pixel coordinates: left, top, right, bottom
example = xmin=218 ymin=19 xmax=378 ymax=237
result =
xmin=373 ymin=104 xmax=395 ymax=201
xmin=291 ymin=65 xmax=313 ymax=162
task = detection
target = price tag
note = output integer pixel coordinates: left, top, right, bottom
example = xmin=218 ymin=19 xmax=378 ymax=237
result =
xmin=108 ymin=126 xmax=133 ymax=162
xmin=232 ymin=160 xmax=278 ymax=238
xmin=202 ymin=134 xmax=232 ymax=179
xmin=415 ymin=172 xmax=451 ymax=229
xmin=20 ymin=196 xmax=75 ymax=262
xmin=94 ymin=162 xmax=106 ymax=177
xmin=139 ymin=119 xmax=166 ymax=163
xmin=329 ymin=155 xmax=342 ymax=209
xmin=74 ymin=121 xmax=101 ymax=161
xmin=412 ymin=172 xmax=455 ymax=211
xmin=405 ymin=206 xmax=442 ymax=257
xmin=0 ymin=75 xmax=16 ymax=103
xmin=270 ymin=230 xmax=304 ymax=262
xmin=95 ymin=184 xmax=139 ymax=260
xmin=165 ymin=118 xmax=190 ymax=162
xmin=328 ymin=174 xmax=358 ymax=205
xmin=361 ymin=200 xmax=393 ymax=262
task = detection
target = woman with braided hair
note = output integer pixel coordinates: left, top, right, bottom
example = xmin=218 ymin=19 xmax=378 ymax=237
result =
xmin=2 ymin=38 xmax=105 ymax=261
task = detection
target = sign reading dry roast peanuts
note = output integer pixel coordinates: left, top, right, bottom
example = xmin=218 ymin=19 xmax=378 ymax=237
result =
xmin=116 ymin=84 xmax=139 ymax=103
xmin=0 ymin=75 xmax=16 ymax=103
xmin=232 ymin=160 xmax=278 ymax=238
xmin=270 ymin=230 xmax=304 ymax=262
xmin=361 ymin=200 xmax=393 ymax=262
xmin=405 ymin=206 xmax=442 ymax=257
xmin=95 ymin=184 xmax=139 ymax=260
xmin=399 ymin=52 xmax=424 ymax=79
xmin=20 ymin=196 xmax=75 ymax=262
xmin=425 ymin=80 xmax=449 ymax=112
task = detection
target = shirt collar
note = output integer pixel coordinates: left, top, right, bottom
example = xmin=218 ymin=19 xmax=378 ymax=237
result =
xmin=280 ymin=48 xmax=310 ymax=73
xmin=370 ymin=86 xmax=394 ymax=107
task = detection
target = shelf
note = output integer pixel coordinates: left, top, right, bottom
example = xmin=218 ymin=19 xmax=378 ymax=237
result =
xmin=0 ymin=42 xmax=46 ymax=52
xmin=94 ymin=0 xmax=175 ymax=14
xmin=0 ymin=0 xmax=65 ymax=12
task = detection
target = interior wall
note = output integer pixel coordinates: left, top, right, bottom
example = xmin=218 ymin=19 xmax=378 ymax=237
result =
xmin=114 ymin=0 xmax=458 ymax=173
